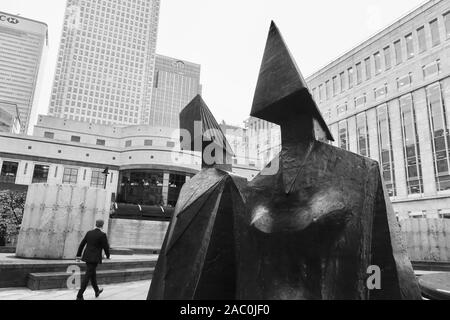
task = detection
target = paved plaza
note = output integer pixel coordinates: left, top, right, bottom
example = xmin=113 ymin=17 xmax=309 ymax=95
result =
xmin=0 ymin=280 xmax=150 ymax=300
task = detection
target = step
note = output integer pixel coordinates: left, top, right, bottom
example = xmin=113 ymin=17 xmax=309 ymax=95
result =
xmin=0 ymin=257 xmax=158 ymax=288
xmin=27 ymin=267 xmax=154 ymax=290
xmin=0 ymin=247 xmax=16 ymax=254
xmin=412 ymin=261 xmax=450 ymax=272
xmin=110 ymin=248 xmax=134 ymax=255
xmin=129 ymin=248 xmax=161 ymax=255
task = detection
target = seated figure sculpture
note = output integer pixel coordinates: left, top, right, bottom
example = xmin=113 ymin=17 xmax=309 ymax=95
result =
xmin=148 ymin=95 xmax=247 ymax=300
xmin=237 ymin=22 xmax=421 ymax=300
xmin=148 ymin=22 xmax=422 ymax=300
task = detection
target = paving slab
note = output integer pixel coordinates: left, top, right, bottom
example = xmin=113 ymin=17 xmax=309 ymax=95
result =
xmin=0 ymin=280 xmax=151 ymax=300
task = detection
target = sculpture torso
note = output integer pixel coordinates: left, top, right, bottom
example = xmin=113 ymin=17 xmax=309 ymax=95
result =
xmin=240 ymin=141 xmax=378 ymax=300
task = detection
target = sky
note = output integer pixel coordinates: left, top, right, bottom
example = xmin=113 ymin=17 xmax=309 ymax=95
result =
xmin=1 ymin=0 xmax=427 ymax=126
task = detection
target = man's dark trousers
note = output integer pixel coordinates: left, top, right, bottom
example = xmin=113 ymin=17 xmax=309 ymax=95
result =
xmin=78 ymin=263 xmax=99 ymax=297
xmin=76 ymin=228 xmax=110 ymax=299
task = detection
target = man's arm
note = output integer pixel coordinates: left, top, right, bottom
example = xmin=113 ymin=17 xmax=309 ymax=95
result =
xmin=76 ymin=234 xmax=88 ymax=258
xmin=102 ymin=233 xmax=110 ymax=259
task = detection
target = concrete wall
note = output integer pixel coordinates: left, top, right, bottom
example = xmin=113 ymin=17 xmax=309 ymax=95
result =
xmin=108 ymin=219 xmax=169 ymax=250
xmin=16 ymin=184 xmax=111 ymax=259
xmin=400 ymin=218 xmax=450 ymax=262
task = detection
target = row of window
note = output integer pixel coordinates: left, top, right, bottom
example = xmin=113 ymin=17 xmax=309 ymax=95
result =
xmin=0 ymin=162 xmax=112 ymax=188
xmin=312 ymin=11 xmax=450 ymax=103
xmin=327 ymin=60 xmax=441 ymax=120
xmin=337 ymin=82 xmax=448 ymax=197
xmin=42 ymin=131 xmax=178 ymax=149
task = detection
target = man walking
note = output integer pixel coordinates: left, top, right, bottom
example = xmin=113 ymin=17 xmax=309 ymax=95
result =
xmin=76 ymin=219 xmax=110 ymax=300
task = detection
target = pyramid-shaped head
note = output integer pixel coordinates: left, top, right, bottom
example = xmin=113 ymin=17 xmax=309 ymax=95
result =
xmin=251 ymin=21 xmax=334 ymax=141
xmin=179 ymin=94 xmax=234 ymax=171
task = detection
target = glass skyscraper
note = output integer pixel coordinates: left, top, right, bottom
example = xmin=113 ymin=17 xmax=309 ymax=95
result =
xmin=0 ymin=11 xmax=48 ymax=134
xmin=48 ymin=0 xmax=160 ymax=126
xmin=149 ymin=54 xmax=202 ymax=128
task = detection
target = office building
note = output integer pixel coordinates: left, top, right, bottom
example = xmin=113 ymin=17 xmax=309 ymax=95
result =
xmin=149 ymin=54 xmax=202 ymax=128
xmin=0 ymin=11 xmax=48 ymax=134
xmin=247 ymin=0 xmax=450 ymax=219
xmin=48 ymin=0 xmax=161 ymax=126
xmin=306 ymin=0 xmax=450 ymax=219
xmin=0 ymin=101 xmax=21 ymax=134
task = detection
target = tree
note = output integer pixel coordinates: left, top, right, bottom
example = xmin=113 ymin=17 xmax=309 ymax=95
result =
xmin=0 ymin=191 xmax=26 ymax=246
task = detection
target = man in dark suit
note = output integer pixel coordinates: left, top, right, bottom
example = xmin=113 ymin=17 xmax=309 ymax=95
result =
xmin=76 ymin=219 xmax=110 ymax=300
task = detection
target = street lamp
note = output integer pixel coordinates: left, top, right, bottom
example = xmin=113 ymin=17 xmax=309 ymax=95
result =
xmin=102 ymin=167 xmax=110 ymax=189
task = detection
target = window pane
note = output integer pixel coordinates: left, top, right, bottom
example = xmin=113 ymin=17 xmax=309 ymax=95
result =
xmin=374 ymin=52 xmax=382 ymax=74
xmin=44 ymin=132 xmax=54 ymax=139
xmin=340 ymin=72 xmax=345 ymax=92
xmin=337 ymin=104 xmax=347 ymax=116
xmin=374 ymin=85 xmax=388 ymax=100
xmin=347 ymin=67 xmax=354 ymax=89
xmin=397 ymin=74 xmax=412 ymax=89
xmin=32 ymin=165 xmax=49 ymax=184
xmin=423 ymin=60 xmax=440 ymax=78
xmin=445 ymin=12 xmax=450 ymax=38
xmin=355 ymin=95 xmax=366 ymax=108
xmin=325 ymin=80 xmax=331 ymax=100
xmin=63 ymin=168 xmax=78 ymax=185
xmin=400 ymin=95 xmax=423 ymax=194
xmin=357 ymin=113 xmax=370 ymax=157
xmin=417 ymin=27 xmax=427 ymax=53
xmin=338 ymin=120 xmax=348 ymax=150
xmin=0 ymin=161 xmax=19 ymax=183
xmin=90 ymin=170 xmax=105 ymax=188
xmin=394 ymin=40 xmax=402 ymax=65
xmin=356 ymin=63 xmax=362 ymax=84
xmin=405 ymin=34 xmax=414 ymax=59
xmin=118 ymin=170 xmax=164 ymax=206
xmin=332 ymin=76 xmax=338 ymax=96
xmin=430 ymin=19 xmax=441 ymax=46
xmin=364 ymin=57 xmax=371 ymax=80
xmin=383 ymin=46 xmax=391 ymax=70
xmin=377 ymin=104 xmax=396 ymax=196
xmin=427 ymin=84 xmax=450 ymax=191
xmin=168 ymin=174 xmax=187 ymax=207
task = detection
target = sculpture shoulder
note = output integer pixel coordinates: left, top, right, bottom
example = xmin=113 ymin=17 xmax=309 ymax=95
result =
xmin=176 ymin=168 xmax=247 ymax=212
xmin=316 ymin=141 xmax=380 ymax=171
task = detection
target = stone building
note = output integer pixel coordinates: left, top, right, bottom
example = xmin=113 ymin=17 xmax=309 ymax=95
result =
xmin=248 ymin=0 xmax=450 ymax=220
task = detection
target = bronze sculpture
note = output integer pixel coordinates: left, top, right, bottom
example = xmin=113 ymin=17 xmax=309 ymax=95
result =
xmin=148 ymin=95 xmax=247 ymax=300
xmin=148 ymin=22 xmax=422 ymax=300
xmin=237 ymin=21 xmax=421 ymax=300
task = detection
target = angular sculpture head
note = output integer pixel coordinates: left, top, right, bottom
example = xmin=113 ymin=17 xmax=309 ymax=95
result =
xmin=180 ymin=94 xmax=234 ymax=171
xmin=251 ymin=21 xmax=334 ymax=144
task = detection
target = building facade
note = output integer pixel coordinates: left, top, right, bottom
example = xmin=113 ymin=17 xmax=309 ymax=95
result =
xmin=0 ymin=115 xmax=200 ymax=207
xmin=0 ymin=12 xmax=48 ymax=135
xmin=306 ymin=0 xmax=450 ymax=219
xmin=244 ymin=117 xmax=281 ymax=169
xmin=0 ymin=115 xmax=258 ymax=209
xmin=0 ymin=101 xmax=21 ymax=134
xmin=245 ymin=0 xmax=450 ymax=219
xmin=48 ymin=0 xmax=160 ymax=126
xmin=149 ymin=54 xmax=202 ymax=128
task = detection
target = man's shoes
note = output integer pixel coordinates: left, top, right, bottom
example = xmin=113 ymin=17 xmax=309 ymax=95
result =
xmin=76 ymin=296 xmax=84 ymax=300
xmin=95 ymin=288 xmax=104 ymax=298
